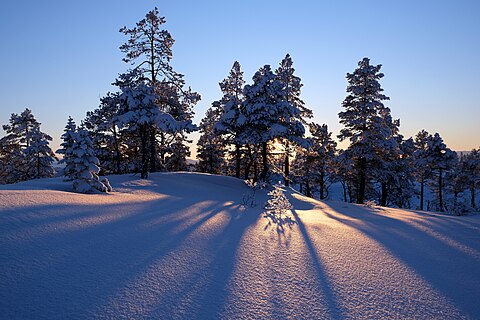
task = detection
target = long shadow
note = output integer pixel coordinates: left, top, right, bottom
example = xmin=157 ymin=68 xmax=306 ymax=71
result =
xmin=323 ymin=201 xmax=480 ymax=318
xmin=0 ymin=175 xmax=258 ymax=319
xmin=1 ymin=196 xmax=216 ymax=319
xmin=142 ymin=205 xmax=260 ymax=319
xmin=289 ymin=206 xmax=343 ymax=319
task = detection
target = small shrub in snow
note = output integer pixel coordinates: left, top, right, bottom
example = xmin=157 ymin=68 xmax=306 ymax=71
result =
xmin=242 ymin=179 xmax=269 ymax=207
xmin=364 ymin=200 xmax=378 ymax=208
xmin=264 ymin=183 xmax=293 ymax=220
xmin=242 ymin=179 xmax=258 ymax=207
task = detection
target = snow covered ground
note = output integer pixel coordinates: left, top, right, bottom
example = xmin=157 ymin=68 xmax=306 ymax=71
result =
xmin=1 ymin=173 xmax=479 ymax=319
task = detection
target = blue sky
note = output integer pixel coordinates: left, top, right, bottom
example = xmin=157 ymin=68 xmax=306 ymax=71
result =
xmin=1 ymin=0 xmax=479 ymax=154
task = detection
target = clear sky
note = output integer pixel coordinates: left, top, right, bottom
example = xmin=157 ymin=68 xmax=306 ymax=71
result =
xmin=1 ymin=0 xmax=479 ymax=156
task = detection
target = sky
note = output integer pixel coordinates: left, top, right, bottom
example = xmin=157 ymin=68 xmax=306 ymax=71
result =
xmin=0 ymin=0 xmax=479 ymax=156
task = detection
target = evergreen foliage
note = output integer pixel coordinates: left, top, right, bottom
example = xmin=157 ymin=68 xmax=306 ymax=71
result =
xmin=275 ymin=54 xmax=312 ymax=185
xmin=425 ymin=133 xmax=457 ymax=212
xmin=215 ymin=61 xmax=246 ymax=178
xmin=264 ymin=183 xmax=293 ymax=221
xmin=118 ymin=7 xmax=200 ymax=176
xmin=308 ymin=123 xmax=337 ymax=199
xmin=338 ymin=58 xmax=391 ymax=204
xmin=83 ymin=93 xmax=124 ymax=174
xmin=0 ymin=109 xmax=55 ymax=183
xmin=24 ymin=127 xmax=56 ymax=179
xmin=197 ymin=101 xmax=225 ymax=174
xmin=57 ymin=116 xmax=78 ymax=181
xmin=71 ymin=128 xmax=111 ymax=193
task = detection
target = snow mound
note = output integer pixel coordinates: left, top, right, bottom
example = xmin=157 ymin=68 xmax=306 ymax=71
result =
xmin=1 ymin=173 xmax=479 ymax=319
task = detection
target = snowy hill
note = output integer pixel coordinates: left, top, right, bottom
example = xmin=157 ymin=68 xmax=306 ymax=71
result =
xmin=1 ymin=173 xmax=480 ymax=319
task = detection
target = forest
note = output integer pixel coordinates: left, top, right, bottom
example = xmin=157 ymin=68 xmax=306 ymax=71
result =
xmin=0 ymin=7 xmax=479 ymax=213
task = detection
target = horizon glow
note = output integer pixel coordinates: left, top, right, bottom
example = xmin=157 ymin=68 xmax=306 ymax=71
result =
xmin=0 ymin=0 xmax=478 ymax=157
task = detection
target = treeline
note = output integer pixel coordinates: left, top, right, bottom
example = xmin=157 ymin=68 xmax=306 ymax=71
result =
xmin=196 ymin=57 xmax=480 ymax=213
xmin=0 ymin=7 xmax=479 ymax=212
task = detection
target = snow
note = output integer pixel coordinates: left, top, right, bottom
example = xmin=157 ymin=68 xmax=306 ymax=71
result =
xmin=1 ymin=173 xmax=479 ymax=319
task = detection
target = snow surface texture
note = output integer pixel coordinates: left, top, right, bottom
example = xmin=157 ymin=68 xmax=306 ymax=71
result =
xmin=1 ymin=173 xmax=479 ymax=319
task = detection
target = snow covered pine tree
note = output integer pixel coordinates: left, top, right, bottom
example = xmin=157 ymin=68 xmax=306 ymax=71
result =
xmin=71 ymin=128 xmax=111 ymax=193
xmin=57 ymin=116 xmax=77 ymax=181
xmin=215 ymin=61 xmax=246 ymax=178
xmin=338 ymin=58 xmax=391 ymax=204
xmin=119 ymin=7 xmax=199 ymax=176
xmin=275 ymin=54 xmax=312 ymax=186
xmin=240 ymin=63 xmax=307 ymax=182
xmin=197 ymin=101 xmax=225 ymax=174
xmin=0 ymin=108 xmax=56 ymax=183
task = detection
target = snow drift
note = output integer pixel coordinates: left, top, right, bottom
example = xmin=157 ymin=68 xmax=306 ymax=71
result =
xmin=1 ymin=173 xmax=479 ymax=319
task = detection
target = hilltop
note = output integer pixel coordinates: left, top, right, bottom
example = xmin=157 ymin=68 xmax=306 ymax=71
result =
xmin=1 ymin=173 xmax=479 ymax=319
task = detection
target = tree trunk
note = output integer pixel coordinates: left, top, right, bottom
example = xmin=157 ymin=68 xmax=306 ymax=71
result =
xmin=471 ymin=183 xmax=476 ymax=210
xmin=342 ymin=182 xmax=347 ymax=202
xmin=439 ymin=168 xmax=444 ymax=212
xmin=306 ymin=181 xmax=311 ymax=198
xmin=348 ymin=183 xmax=353 ymax=203
xmin=381 ymin=182 xmax=387 ymax=207
xmin=357 ymin=157 xmax=366 ymax=204
xmin=320 ymin=170 xmax=325 ymax=200
xmin=36 ymin=153 xmax=40 ymax=178
xmin=159 ymin=132 xmax=166 ymax=168
xmin=235 ymin=144 xmax=241 ymax=178
xmin=208 ymin=153 xmax=213 ymax=173
xmin=260 ymin=141 xmax=268 ymax=181
xmin=284 ymin=140 xmax=290 ymax=186
xmin=420 ymin=174 xmax=424 ymax=211
xmin=112 ymin=126 xmax=121 ymax=174
xmin=149 ymin=127 xmax=157 ymax=172
xmin=140 ymin=125 xmax=149 ymax=179
xmin=244 ymin=145 xmax=253 ymax=180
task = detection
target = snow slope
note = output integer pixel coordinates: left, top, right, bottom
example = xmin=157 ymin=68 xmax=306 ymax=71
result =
xmin=1 ymin=173 xmax=479 ymax=319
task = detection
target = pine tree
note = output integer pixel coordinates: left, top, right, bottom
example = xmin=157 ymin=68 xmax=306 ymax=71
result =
xmin=239 ymin=65 xmax=278 ymax=181
xmin=338 ymin=57 xmax=390 ymax=204
xmin=215 ymin=61 xmax=246 ymax=178
xmin=0 ymin=113 xmax=25 ymax=183
xmin=24 ymin=127 xmax=56 ymax=179
xmin=116 ymin=81 xmax=177 ymax=178
xmin=445 ymin=159 xmax=470 ymax=214
xmin=57 ymin=117 xmax=78 ymax=180
xmin=0 ymin=108 xmax=55 ymax=183
xmin=157 ymin=80 xmax=199 ymax=170
xmin=240 ymin=64 xmax=307 ymax=181
xmin=84 ymin=92 xmax=124 ymax=174
xmin=387 ymin=138 xmax=416 ymax=208
xmin=275 ymin=54 xmax=312 ymax=186
xmin=119 ymin=8 xmax=200 ymax=174
xmin=309 ymin=123 xmax=337 ymax=200
xmin=165 ymin=133 xmax=191 ymax=172
xmin=332 ymin=149 xmax=357 ymax=203
xmin=459 ymin=148 xmax=480 ymax=210
xmin=71 ymin=128 xmax=111 ymax=193
xmin=197 ymin=101 xmax=225 ymax=174
xmin=413 ymin=130 xmax=433 ymax=210
xmin=425 ymin=133 xmax=457 ymax=212
xmin=291 ymin=144 xmax=316 ymax=198
xmin=369 ymin=106 xmax=402 ymax=206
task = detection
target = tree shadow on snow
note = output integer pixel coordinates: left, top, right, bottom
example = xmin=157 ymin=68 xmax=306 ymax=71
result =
xmin=287 ymin=204 xmax=344 ymax=319
xmin=322 ymin=201 xmax=480 ymax=318
xmin=0 ymin=178 xmax=260 ymax=319
xmin=263 ymin=212 xmax=296 ymax=235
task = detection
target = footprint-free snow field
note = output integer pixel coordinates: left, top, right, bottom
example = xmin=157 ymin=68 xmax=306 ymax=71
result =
xmin=1 ymin=173 xmax=479 ymax=319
